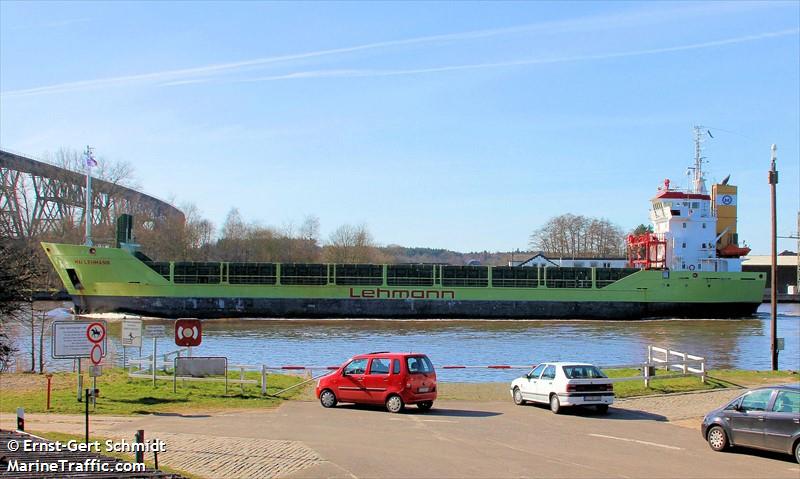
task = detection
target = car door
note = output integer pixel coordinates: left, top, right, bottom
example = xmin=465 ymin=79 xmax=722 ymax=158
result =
xmin=338 ymin=358 xmax=369 ymax=402
xmin=521 ymin=364 xmax=546 ymax=402
xmin=763 ymin=389 xmax=800 ymax=452
xmin=536 ymin=365 xmax=557 ymax=401
xmin=361 ymin=357 xmax=392 ymax=403
xmin=728 ymin=389 xmax=775 ymax=448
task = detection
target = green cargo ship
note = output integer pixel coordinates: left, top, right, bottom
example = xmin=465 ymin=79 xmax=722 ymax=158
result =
xmin=41 ymin=135 xmax=766 ymax=319
xmin=41 ymin=240 xmax=764 ymax=319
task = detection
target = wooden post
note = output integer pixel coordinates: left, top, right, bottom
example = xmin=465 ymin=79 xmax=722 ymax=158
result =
xmin=261 ymin=365 xmax=267 ymax=396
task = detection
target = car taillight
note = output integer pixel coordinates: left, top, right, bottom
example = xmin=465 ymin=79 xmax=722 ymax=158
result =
xmin=566 ymin=384 xmax=577 ymax=392
xmin=406 ymin=383 xmax=411 ymax=389
xmin=606 ymin=384 xmax=614 ymax=391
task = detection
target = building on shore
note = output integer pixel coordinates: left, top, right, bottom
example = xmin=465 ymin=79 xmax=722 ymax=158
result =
xmin=742 ymin=251 xmax=799 ymax=298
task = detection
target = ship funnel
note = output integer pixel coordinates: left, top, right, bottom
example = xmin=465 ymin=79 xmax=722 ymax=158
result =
xmin=712 ymin=182 xmax=749 ymax=257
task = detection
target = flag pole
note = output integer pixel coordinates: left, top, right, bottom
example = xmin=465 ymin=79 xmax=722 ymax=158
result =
xmin=84 ymin=146 xmax=94 ymax=247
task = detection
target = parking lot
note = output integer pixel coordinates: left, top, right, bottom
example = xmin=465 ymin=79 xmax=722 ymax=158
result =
xmin=4 ymin=397 xmax=798 ymax=478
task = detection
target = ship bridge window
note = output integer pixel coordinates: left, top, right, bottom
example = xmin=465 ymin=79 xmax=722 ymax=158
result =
xmin=335 ymin=264 xmax=382 ymax=286
xmin=387 ymin=264 xmax=433 ymax=286
xmin=441 ymin=266 xmax=488 ymax=287
xmin=492 ymin=267 xmax=538 ymax=288
xmin=671 ymin=209 xmax=681 ymax=216
xmin=691 ymin=202 xmax=699 ymax=208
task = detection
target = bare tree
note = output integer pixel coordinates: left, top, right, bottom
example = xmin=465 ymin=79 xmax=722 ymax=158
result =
xmin=529 ymin=214 xmax=625 ymax=258
xmin=0 ymin=241 xmax=46 ymax=371
xmin=323 ymin=223 xmax=381 ymax=263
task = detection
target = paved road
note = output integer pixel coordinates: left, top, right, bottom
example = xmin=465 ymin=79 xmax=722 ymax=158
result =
xmin=3 ymin=400 xmax=798 ymax=478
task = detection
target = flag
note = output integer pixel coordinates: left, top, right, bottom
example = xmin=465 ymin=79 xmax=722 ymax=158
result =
xmin=83 ymin=148 xmax=97 ymax=168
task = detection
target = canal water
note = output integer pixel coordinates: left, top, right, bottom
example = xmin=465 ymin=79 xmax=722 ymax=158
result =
xmin=6 ymin=303 xmax=799 ymax=382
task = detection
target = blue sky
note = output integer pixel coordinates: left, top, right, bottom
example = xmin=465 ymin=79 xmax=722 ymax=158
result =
xmin=1 ymin=1 xmax=798 ymax=254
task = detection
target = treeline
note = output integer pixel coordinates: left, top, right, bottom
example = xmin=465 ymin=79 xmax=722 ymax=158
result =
xmin=529 ymin=214 xmax=628 ymax=258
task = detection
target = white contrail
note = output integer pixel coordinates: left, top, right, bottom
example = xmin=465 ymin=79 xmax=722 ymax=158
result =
xmin=0 ymin=2 xmax=790 ymax=98
xmin=232 ymin=28 xmax=800 ymax=83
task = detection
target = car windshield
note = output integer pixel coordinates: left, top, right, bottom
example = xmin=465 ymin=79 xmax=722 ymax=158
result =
xmin=406 ymin=356 xmax=434 ymax=374
xmin=562 ymin=365 xmax=607 ymax=379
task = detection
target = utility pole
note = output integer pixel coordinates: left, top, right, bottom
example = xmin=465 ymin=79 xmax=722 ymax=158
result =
xmin=768 ymin=144 xmax=778 ymax=371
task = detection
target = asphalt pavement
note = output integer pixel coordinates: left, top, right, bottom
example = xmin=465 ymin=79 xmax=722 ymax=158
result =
xmin=3 ymin=399 xmax=799 ymax=478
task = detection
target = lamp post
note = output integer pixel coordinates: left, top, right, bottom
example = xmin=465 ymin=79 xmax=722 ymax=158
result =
xmin=768 ymin=144 xmax=778 ymax=371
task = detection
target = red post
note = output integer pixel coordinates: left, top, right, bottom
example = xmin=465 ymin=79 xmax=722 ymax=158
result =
xmin=46 ymin=374 xmax=53 ymax=410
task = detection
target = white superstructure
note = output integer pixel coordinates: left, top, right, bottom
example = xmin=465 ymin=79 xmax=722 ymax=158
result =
xmin=630 ymin=127 xmax=748 ymax=273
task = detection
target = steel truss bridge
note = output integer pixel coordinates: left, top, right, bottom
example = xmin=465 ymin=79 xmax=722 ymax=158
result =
xmin=0 ymin=149 xmax=184 ymax=240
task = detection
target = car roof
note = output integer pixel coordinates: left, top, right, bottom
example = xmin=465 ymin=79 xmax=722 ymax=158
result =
xmin=751 ymin=384 xmax=800 ymax=391
xmin=538 ymin=362 xmax=597 ymax=367
xmin=352 ymin=352 xmax=428 ymax=359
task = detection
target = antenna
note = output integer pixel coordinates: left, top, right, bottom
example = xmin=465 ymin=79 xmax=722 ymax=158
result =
xmin=691 ymin=126 xmax=708 ymax=194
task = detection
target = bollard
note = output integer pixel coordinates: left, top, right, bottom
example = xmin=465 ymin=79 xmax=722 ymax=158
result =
xmin=261 ymin=365 xmax=267 ymax=396
xmin=643 ymin=363 xmax=652 ymax=388
xmin=16 ymin=407 xmax=24 ymax=431
xmin=46 ymin=374 xmax=53 ymax=410
xmin=135 ymin=430 xmax=144 ymax=464
xmin=84 ymin=389 xmax=90 ymax=444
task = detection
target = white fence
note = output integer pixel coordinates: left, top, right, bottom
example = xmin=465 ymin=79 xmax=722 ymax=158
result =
xmin=644 ymin=345 xmax=706 ymax=387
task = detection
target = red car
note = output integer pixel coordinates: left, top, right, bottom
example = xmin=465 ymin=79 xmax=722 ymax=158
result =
xmin=316 ymin=352 xmax=437 ymax=413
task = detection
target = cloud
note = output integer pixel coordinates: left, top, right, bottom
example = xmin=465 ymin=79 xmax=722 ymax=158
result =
xmin=232 ymin=29 xmax=800 ymax=83
xmin=0 ymin=2 xmax=793 ymax=99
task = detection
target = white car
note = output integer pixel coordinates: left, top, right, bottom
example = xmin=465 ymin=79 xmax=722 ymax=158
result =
xmin=510 ymin=362 xmax=614 ymax=414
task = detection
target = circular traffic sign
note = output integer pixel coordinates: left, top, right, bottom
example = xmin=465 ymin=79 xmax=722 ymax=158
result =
xmin=86 ymin=322 xmax=106 ymax=343
xmin=90 ymin=344 xmax=103 ymax=365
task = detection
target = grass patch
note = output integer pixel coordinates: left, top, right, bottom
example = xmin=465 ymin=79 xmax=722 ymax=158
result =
xmin=0 ymin=368 xmax=310 ymax=415
xmin=27 ymin=430 xmax=198 ymax=479
xmin=437 ymin=369 xmax=798 ymax=401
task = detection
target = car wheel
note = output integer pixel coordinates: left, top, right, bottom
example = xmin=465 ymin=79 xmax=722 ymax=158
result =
xmin=386 ymin=394 xmax=404 ymax=413
xmin=794 ymin=439 xmax=800 ymax=464
xmin=319 ymin=389 xmax=337 ymax=408
xmin=596 ymin=404 xmax=609 ymax=414
xmin=549 ymin=394 xmax=561 ymax=414
xmin=513 ymin=387 xmax=526 ymax=406
xmin=417 ymin=401 xmax=433 ymax=412
xmin=706 ymin=425 xmax=728 ymax=452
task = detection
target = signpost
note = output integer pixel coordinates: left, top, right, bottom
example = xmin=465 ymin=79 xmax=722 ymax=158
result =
xmin=121 ymin=319 xmax=143 ymax=368
xmin=145 ymin=325 xmax=166 ymax=386
xmin=175 ymin=319 xmax=202 ymax=347
xmin=52 ymin=321 xmax=107 ymax=401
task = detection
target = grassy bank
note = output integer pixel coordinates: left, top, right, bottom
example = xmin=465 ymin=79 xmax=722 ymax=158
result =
xmin=0 ymin=368 xmax=308 ymax=415
xmin=435 ymin=369 xmax=798 ymax=401
xmin=3 ymin=368 xmax=796 ymax=413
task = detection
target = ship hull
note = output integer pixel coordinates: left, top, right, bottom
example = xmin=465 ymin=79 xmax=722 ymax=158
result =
xmin=72 ymin=295 xmax=761 ymax=320
xmin=43 ymin=242 xmax=767 ymax=320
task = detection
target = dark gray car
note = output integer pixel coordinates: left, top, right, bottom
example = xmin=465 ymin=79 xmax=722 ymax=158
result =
xmin=701 ymin=384 xmax=800 ymax=463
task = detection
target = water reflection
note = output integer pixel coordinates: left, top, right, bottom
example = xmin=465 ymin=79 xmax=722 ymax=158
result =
xmin=7 ymin=303 xmax=799 ymax=382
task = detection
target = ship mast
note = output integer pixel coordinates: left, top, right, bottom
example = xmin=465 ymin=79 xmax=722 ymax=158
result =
xmin=691 ymin=125 xmax=708 ymax=194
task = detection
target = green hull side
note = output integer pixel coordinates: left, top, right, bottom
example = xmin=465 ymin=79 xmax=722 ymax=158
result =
xmin=42 ymin=242 xmax=766 ymax=306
